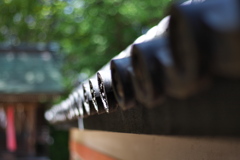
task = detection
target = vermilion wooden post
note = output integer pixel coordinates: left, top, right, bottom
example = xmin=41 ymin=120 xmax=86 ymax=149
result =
xmin=6 ymin=106 xmax=17 ymax=152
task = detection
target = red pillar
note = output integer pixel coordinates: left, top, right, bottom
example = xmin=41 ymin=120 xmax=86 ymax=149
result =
xmin=6 ymin=106 xmax=17 ymax=152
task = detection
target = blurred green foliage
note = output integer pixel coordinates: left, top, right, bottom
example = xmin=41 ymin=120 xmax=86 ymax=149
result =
xmin=49 ymin=126 xmax=69 ymax=160
xmin=0 ymin=0 xmax=171 ymax=91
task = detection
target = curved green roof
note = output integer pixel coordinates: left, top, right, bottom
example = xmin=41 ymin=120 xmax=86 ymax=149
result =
xmin=0 ymin=51 xmax=64 ymax=94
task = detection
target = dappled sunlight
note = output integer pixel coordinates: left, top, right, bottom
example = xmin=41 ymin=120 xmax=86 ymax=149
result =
xmin=0 ymin=0 xmax=171 ymax=159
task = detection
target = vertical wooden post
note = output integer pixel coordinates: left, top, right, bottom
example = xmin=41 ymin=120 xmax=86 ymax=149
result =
xmin=6 ymin=106 xmax=17 ymax=152
xmin=25 ymin=103 xmax=37 ymax=155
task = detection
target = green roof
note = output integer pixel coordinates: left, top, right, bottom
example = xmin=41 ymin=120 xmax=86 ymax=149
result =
xmin=0 ymin=51 xmax=64 ymax=94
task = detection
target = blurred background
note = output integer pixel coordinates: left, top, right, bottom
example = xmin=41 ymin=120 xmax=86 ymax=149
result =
xmin=0 ymin=0 xmax=171 ymax=159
